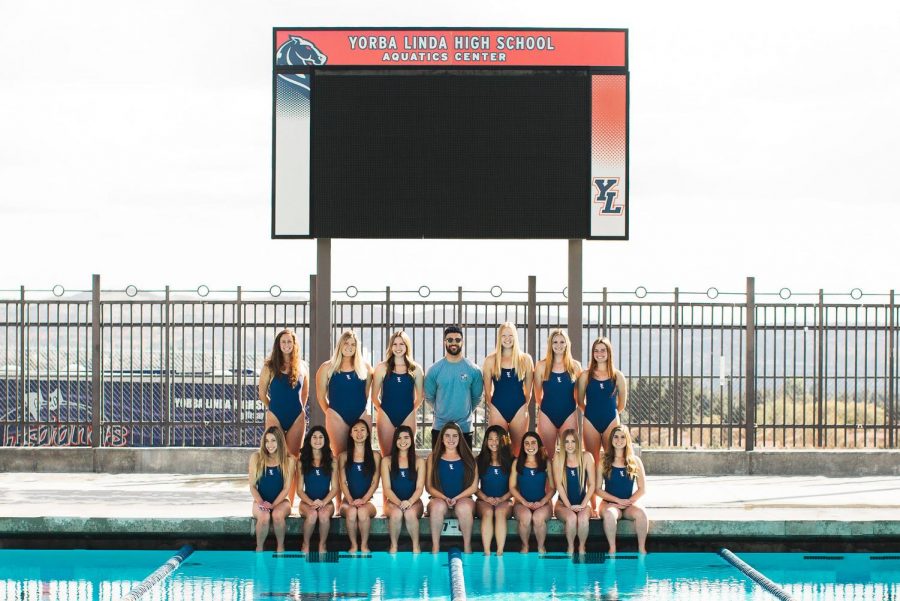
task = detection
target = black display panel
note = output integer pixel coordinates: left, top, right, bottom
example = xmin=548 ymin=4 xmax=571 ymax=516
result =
xmin=311 ymin=70 xmax=590 ymax=238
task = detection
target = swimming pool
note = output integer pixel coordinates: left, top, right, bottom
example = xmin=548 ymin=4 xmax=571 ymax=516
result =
xmin=0 ymin=550 xmax=897 ymax=600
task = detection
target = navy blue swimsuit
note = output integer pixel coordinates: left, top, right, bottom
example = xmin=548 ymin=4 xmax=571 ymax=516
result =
xmin=518 ymin=464 xmax=548 ymax=503
xmin=491 ymin=367 xmax=526 ymax=423
xmin=438 ymin=458 xmax=466 ymax=498
xmin=303 ymin=464 xmax=331 ymax=501
xmin=585 ymin=377 xmax=618 ymax=434
xmin=565 ymin=466 xmax=586 ymax=505
xmin=381 ymin=372 xmax=415 ymax=426
xmin=480 ymin=464 xmax=509 ymax=498
xmin=390 ymin=465 xmax=417 ymax=501
xmin=268 ymin=372 xmax=304 ymax=430
xmin=604 ymin=465 xmax=635 ymax=500
xmin=329 ymin=370 xmax=367 ymax=425
xmin=541 ymin=371 xmax=576 ymax=429
xmin=346 ymin=460 xmax=373 ymax=500
xmin=257 ymin=465 xmax=284 ymax=504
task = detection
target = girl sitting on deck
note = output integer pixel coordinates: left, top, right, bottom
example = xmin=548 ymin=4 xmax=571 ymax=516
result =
xmin=597 ymin=425 xmax=648 ymax=554
xmin=298 ymin=426 xmax=339 ymax=553
xmin=249 ymin=426 xmax=294 ymax=552
xmin=509 ymin=431 xmax=555 ymax=554
xmin=381 ymin=425 xmax=426 ymax=553
xmin=552 ymin=428 xmax=595 ymax=556
xmin=426 ymin=422 xmax=478 ymax=554
xmin=337 ymin=419 xmax=382 ymax=554
xmin=475 ymin=425 xmax=514 ymax=556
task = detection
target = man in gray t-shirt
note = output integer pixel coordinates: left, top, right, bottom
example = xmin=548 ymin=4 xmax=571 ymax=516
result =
xmin=424 ymin=326 xmax=484 ymax=449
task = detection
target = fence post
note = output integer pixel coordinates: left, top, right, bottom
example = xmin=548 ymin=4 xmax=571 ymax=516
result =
xmin=889 ymin=290 xmax=895 ymax=449
xmin=308 ymin=274 xmax=324 ymax=429
xmin=235 ymin=285 xmax=243 ymax=445
xmin=601 ymin=286 xmax=608 ymax=338
xmin=385 ymin=285 xmax=392 ymax=342
xmin=527 ymin=276 xmax=537 ymax=431
xmin=91 ymin=274 xmax=102 ymax=448
xmin=163 ymin=285 xmax=171 ymax=445
xmin=816 ymin=288 xmax=825 ymax=447
xmin=744 ymin=276 xmax=755 ymax=452
xmin=18 ymin=285 xmax=25 ymax=445
xmin=457 ymin=286 xmax=463 ymax=329
xmin=672 ymin=287 xmax=680 ymax=447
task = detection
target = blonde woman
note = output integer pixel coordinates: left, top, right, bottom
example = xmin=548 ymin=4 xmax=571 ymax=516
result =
xmin=577 ymin=337 xmax=628 ymax=464
xmin=372 ymin=331 xmax=424 ymax=454
xmin=316 ymin=330 xmax=374 ymax=457
xmin=534 ymin=329 xmax=582 ymax=459
xmin=598 ymin=425 xmax=648 ymax=554
xmin=482 ymin=322 xmax=534 ymax=454
xmin=249 ymin=426 xmax=294 ymax=552
xmin=553 ymin=428 xmax=595 ymax=555
xmin=258 ymin=329 xmax=309 ymax=456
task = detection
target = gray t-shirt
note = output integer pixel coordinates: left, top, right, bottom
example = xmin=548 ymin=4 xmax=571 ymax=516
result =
xmin=424 ymin=357 xmax=484 ymax=433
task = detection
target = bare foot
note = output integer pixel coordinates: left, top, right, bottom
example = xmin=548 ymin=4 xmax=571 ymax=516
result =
xmin=496 ymin=549 xmax=504 ymax=557
xmin=578 ymin=546 xmax=586 ymax=555
xmin=608 ymin=546 xmax=616 ymax=555
xmin=318 ymin=543 xmax=327 ymax=553
xmin=389 ymin=544 xmax=398 ymax=554
xmin=301 ymin=543 xmax=310 ymax=553
xmin=276 ymin=545 xmax=285 ymax=553
xmin=463 ymin=543 xmax=472 ymax=554
xmin=432 ymin=545 xmax=440 ymax=554
xmin=483 ymin=550 xmax=490 ymax=556
xmin=255 ymin=546 xmax=264 ymax=552
xmin=520 ymin=545 xmax=529 ymax=554
xmin=361 ymin=546 xmax=370 ymax=554
xmin=566 ymin=545 xmax=574 ymax=556
xmin=538 ymin=546 xmax=547 ymax=555
xmin=412 ymin=544 xmax=421 ymax=554
xmin=638 ymin=547 xmax=647 ymax=554
xmin=348 ymin=544 xmax=358 ymax=554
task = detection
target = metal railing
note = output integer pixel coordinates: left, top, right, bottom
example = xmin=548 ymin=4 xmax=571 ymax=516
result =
xmin=0 ymin=279 xmax=896 ymax=449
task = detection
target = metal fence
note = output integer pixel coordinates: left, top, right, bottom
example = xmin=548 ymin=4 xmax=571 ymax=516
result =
xmin=1 ymin=279 xmax=896 ymax=449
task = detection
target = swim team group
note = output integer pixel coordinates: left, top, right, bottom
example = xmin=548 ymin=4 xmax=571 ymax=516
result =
xmin=250 ymin=324 xmax=648 ymax=556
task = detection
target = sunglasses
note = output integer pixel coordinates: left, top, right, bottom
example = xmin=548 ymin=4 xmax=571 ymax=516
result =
xmin=444 ymin=337 xmax=462 ymax=343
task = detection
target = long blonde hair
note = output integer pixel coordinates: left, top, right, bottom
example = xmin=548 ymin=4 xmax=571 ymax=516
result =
xmin=253 ymin=426 xmax=292 ymax=483
xmin=542 ymin=328 xmax=578 ymax=381
xmin=384 ymin=330 xmax=419 ymax=376
xmin=326 ymin=330 xmax=368 ymax=380
xmin=555 ymin=428 xmax=587 ymax=495
xmin=588 ymin=336 xmax=617 ymax=379
xmin=264 ymin=329 xmax=303 ymax=388
xmin=489 ymin=322 xmax=531 ymax=381
xmin=601 ymin=425 xmax=639 ymax=480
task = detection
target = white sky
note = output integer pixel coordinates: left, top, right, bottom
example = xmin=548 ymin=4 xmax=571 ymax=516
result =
xmin=1 ymin=1 xmax=898 ymax=297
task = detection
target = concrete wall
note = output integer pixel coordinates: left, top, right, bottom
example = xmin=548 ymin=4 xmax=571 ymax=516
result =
xmin=0 ymin=447 xmax=898 ymax=476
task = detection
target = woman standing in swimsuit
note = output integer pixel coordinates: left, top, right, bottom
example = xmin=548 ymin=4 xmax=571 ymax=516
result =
xmin=258 ymin=329 xmax=308 ymax=457
xmin=372 ymin=331 xmax=424 ymax=454
xmin=534 ymin=329 xmax=582 ymax=459
xmin=316 ymin=330 xmax=373 ymax=458
xmin=482 ymin=322 xmax=534 ymax=455
xmin=577 ymin=336 xmax=628 ymax=465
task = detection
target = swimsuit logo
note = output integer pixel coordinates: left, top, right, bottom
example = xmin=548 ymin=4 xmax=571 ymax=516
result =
xmin=400 ymin=470 xmax=406 ymax=477
xmin=506 ymin=371 xmax=511 ymax=378
xmin=356 ymin=465 xmax=362 ymax=472
xmin=599 ymin=382 xmax=604 ymax=389
xmin=493 ymin=468 xmax=500 ymax=475
xmin=315 ymin=469 xmax=320 ymax=476
xmin=593 ymin=177 xmax=623 ymax=215
xmin=461 ymin=374 xmax=468 ymax=381
xmin=557 ymin=376 xmax=562 ymax=383
xmin=397 ymin=377 xmax=402 ymax=383
xmin=346 ymin=374 xmax=351 ymax=380
xmin=448 ymin=463 xmax=454 ymax=470
xmin=268 ymin=468 xmax=275 ymax=476
xmin=530 ymin=469 xmax=535 ymax=476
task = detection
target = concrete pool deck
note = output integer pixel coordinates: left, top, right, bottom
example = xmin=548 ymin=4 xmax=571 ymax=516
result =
xmin=1 ymin=473 xmax=897 ymax=550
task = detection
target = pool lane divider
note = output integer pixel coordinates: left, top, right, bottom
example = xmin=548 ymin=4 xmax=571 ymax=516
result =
xmin=718 ymin=548 xmax=795 ymax=601
xmin=448 ymin=547 xmax=467 ymax=601
xmin=118 ymin=544 xmax=194 ymax=601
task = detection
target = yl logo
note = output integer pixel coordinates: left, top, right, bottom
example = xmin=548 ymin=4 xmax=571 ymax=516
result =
xmin=397 ymin=376 xmax=402 ymax=383
xmin=593 ymin=177 xmax=623 ymax=215
xmin=557 ymin=376 xmax=562 ymax=383
xmin=268 ymin=468 xmax=275 ymax=476
xmin=400 ymin=470 xmax=406 ymax=477
xmin=493 ymin=468 xmax=500 ymax=475
xmin=356 ymin=465 xmax=362 ymax=472
xmin=506 ymin=371 xmax=511 ymax=378
xmin=599 ymin=382 xmax=604 ymax=390
xmin=448 ymin=463 xmax=455 ymax=470
xmin=530 ymin=469 xmax=535 ymax=476
xmin=346 ymin=374 xmax=351 ymax=380
xmin=315 ymin=469 xmax=320 ymax=476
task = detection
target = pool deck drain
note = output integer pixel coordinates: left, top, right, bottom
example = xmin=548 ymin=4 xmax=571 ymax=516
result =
xmin=0 ymin=474 xmax=898 ymax=547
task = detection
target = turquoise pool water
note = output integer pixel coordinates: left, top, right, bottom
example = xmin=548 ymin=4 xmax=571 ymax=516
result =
xmin=0 ymin=550 xmax=897 ymax=600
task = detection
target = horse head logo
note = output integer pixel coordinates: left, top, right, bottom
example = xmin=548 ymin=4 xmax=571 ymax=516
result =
xmin=275 ymin=36 xmax=327 ymax=91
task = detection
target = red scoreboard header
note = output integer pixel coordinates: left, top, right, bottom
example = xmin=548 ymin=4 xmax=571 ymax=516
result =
xmin=273 ymin=29 xmax=626 ymax=67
